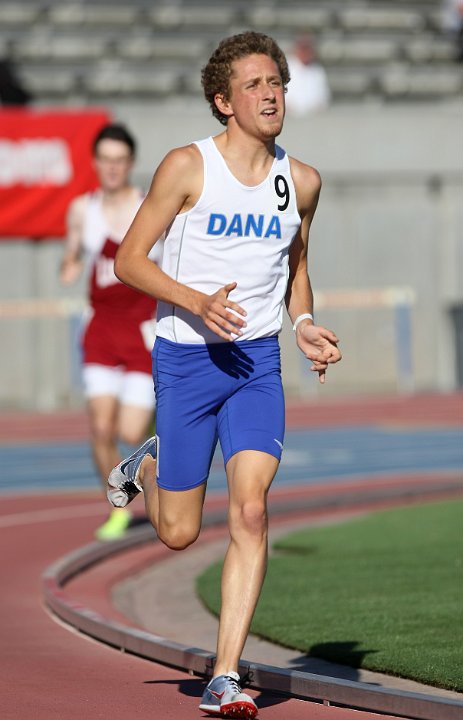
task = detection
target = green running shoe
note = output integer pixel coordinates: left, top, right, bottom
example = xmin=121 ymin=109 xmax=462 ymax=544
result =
xmin=95 ymin=508 xmax=132 ymax=541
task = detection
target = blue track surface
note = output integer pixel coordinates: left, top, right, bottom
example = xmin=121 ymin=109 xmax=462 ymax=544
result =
xmin=1 ymin=425 xmax=462 ymax=495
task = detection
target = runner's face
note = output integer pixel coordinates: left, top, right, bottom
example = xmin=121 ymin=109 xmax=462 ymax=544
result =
xmin=94 ymin=139 xmax=134 ymax=191
xmin=218 ymin=53 xmax=285 ymax=139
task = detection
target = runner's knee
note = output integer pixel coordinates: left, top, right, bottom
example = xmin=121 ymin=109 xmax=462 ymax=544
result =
xmin=90 ymin=419 xmax=116 ymax=445
xmin=158 ymin=518 xmax=200 ymax=551
xmin=229 ymin=498 xmax=268 ymax=540
xmin=118 ymin=427 xmax=146 ymax=446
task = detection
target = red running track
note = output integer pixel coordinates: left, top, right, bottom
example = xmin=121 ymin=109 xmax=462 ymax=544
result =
xmin=4 ymin=392 xmax=463 ymax=720
xmin=1 ymin=490 xmax=413 ymax=720
xmin=1 ymin=391 xmax=463 ymax=444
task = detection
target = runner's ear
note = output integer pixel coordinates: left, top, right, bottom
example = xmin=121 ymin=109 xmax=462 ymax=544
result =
xmin=214 ymin=93 xmax=233 ymax=119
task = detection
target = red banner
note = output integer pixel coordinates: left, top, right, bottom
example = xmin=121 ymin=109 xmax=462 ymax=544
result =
xmin=0 ymin=109 xmax=111 ymax=239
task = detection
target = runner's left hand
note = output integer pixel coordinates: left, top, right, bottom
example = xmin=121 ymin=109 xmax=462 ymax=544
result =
xmin=296 ymin=324 xmax=341 ymax=384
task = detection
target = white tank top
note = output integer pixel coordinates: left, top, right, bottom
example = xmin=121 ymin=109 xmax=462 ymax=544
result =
xmin=156 ymin=137 xmax=301 ymax=344
xmin=82 ymin=189 xmax=144 ymax=259
xmin=82 ymin=189 xmax=163 ymax=272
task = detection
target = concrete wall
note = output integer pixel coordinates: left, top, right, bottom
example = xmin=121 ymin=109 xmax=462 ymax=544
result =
xmin=2 ymin=102 xmax=463 ymax=409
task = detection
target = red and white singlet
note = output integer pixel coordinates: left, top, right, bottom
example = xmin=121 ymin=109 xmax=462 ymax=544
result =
xmin=81 ymin=190 xmax=159 ymax=374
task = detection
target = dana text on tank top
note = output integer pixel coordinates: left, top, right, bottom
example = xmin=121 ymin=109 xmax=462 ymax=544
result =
xmin=207 ymin=213 xmax=281 ymax=239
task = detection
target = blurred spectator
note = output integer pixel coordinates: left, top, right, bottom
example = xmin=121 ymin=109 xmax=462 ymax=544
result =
xmin=285 ymin=34 xmax=330 ymax=117
xmin=442 ymin=0 xmax=463 ymax=61
xmin=0 ymin=59 xmax=32 ymax=106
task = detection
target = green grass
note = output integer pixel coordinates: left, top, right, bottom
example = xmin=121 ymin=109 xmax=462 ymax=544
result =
xmin=196 ymin=499 xmax=463 ymax=691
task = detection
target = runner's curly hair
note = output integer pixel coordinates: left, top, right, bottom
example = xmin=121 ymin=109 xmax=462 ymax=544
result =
xmin=201 ymin=32 xmax=290 ymax=125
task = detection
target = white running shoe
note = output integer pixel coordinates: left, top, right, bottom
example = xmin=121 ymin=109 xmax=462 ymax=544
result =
xmin=199 ymin=671 xmax=257 ymax=718
xmin=107 ymin=436 xmax=157 ymax=508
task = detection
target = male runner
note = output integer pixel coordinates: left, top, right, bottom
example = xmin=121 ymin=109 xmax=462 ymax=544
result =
xmin=61 ymin=124 xmax=161 ymax=541
xmin=107 ymin=33 xmax=341 ymax=717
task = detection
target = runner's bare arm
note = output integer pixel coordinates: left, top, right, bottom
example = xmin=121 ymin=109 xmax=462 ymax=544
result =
xmin=285 ymin=160 xmax=320 ymax=324
xmin=115 ymin=145 xmax=247 ymax=340
xmin=286 ymin=160 xmax=341 ymax=382
xmin=60 ymin=195 xmax=86 ymax=284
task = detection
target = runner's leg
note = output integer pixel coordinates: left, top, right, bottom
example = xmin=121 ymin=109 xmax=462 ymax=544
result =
xmin=214 ymin=449 xmax=278 ymax=676
xmin=117 ymin=370 xmax=155 ymax=446
xmin=139 ymin=456 xmax=206 ymax=550
xmin=87 ymin=394 xmax=121 ymax=485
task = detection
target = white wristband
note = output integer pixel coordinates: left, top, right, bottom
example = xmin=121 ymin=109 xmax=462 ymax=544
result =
xmin=292 ymin=313 xmax=314 ymax=332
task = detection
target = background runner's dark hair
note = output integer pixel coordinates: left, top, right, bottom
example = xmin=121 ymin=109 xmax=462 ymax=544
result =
xmin=93 ymin=124 xmax=136 ymax=156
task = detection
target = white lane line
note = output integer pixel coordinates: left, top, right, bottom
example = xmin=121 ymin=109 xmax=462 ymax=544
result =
xmin=0 ymin=503 xmax=106 ymax=528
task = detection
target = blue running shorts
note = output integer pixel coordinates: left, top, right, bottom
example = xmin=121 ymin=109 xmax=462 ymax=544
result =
xmin=152 ymin=335 xmax=285 ymax=491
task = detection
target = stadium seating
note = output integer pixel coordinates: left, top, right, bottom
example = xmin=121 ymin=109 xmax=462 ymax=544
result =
xmin=1 ymin=0 xmax=461 ymax=105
